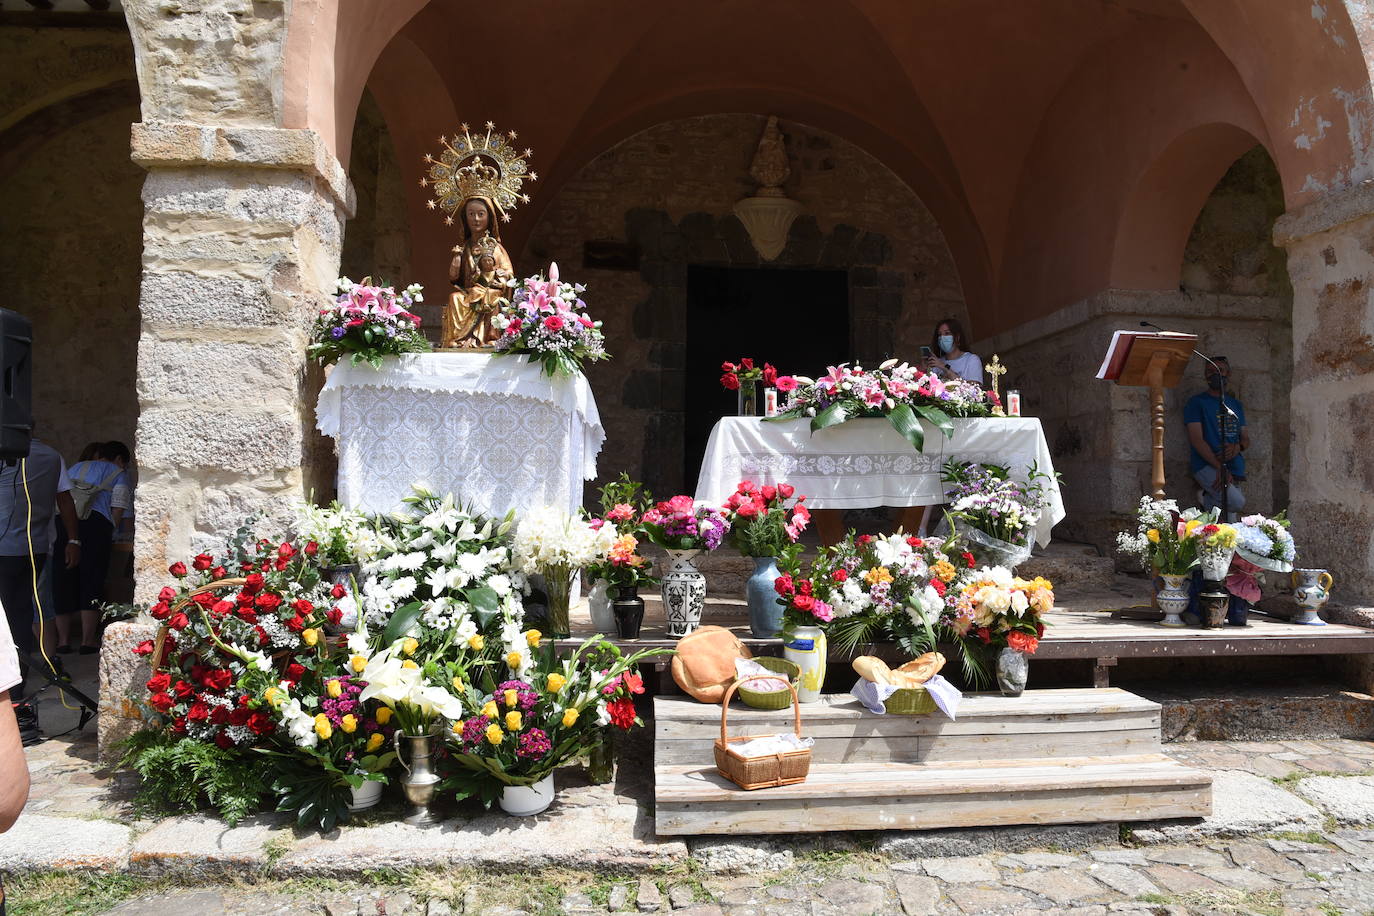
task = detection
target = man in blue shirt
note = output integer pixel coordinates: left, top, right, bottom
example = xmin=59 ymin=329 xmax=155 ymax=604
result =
xmin=1183 ymin=356 xmax=1248 ymax=520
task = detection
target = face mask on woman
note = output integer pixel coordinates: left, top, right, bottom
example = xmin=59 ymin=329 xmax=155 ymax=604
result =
xmin=938 ymin=334 xmax=955 ymax=354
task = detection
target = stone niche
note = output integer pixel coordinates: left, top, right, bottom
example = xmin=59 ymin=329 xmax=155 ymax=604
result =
xmin=520 ymin=113 xmax=969 ymax=499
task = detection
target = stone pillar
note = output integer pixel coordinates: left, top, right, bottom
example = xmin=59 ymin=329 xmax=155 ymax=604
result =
xmin=1274 ymin=185 xmax=1374 ymax=606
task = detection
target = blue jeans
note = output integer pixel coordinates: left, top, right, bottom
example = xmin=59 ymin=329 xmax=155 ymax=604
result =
xmin=1195 ymin=465 xmax=1245 ymax=517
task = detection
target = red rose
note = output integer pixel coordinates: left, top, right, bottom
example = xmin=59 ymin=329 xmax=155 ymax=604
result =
xmin=187 ymin=701 xmax=210 ymax=722
xmin=962 ymin=551 xmax=976 ymax=569
xmin=278 ymin=542 xmax=296 ymax=560
xmin=209 ymin=705 xmax=230 ymax=725
xmin=284 ymin=663 xmax=306 ymax=683
xmin=735 ymin=500 xmax=759 ymax=519
xmin=228 ymin=706 xmax=252 ymax=727
xmin=1035 ymin=622 xmax=1045 ymax=638
xmin=132 ymin=639 xmax=155 ymax=656
xmin=193 ymin=554 xmax=213 ymax=571
xmin=720 ymin=372 xmax=740 ymax=391
xmin=740 ymin=358 xmax=754 ymax=370
xmin=761 ymin=485 xmax=777 ymax=502
xmin=212 ymin=600 xmax=234 ymax=617
xmin=622 ymin=671 xmax=645 ymax=695
xmin=721 ymin=361 xmax=737 ymax=372
xmin=797 ymin=579 xmax=813 ymax=596
xmin=149 ymin=602 xmax=171 ymax=620
xmin=174 ymin=680 xmax=196 ymax=700
xmin=305 ymin=541 xmax=319 ymax=557
xmin=171 ymin=717 xmax=188 ymax=735
xmin=762 ymin=363 xmax=778 ymax=386
xmin=254 ymin=625 xmax=269 ymax=645
xmin=236 ymin=607 xmax=258 ymax=625
xmin=327 ymin=607 xmax=343 ymax=626
xmin=214 ymin=732 xmax=235 ymax=749
xmin=192 ymin=592 xmax=216 ymax=609
xmin=906 ymin=537 xmax=924 ymax=548
xmin=1007 ymin=630 xmax=1039 ymax=654
xmin=211 ymin=566 xmax=227 ymax=580
xmin=167 ymin=612 xmax=190 ymax=631
xmin=777 ymin=483 xmax=795 ymax=499
xmin=247 ymin=712 xmax=274 ymax=735
xmin=976 ymin=626 xmax=992 ymax=644
xmin=831 ymin=569 xmax=848 ymax=583
xmin=856 ymin=534 xmax=874 ymax=547
xmin=793 ymin=595 xmax=816 ymax=612
xmin=255 ymin=593 xmax=283 ymax=611
xmin=607 ymin=697 xmax=637 ymax=729
xmin=146 ymin=672 xmax=172 ymax=693
xmin=273 ymin=557 xmax=289 ymax=571
xmin=169 ymin=561 xmax=187 ymax=577
xmin=773 ymin=574 xmax=794 ymax=596
xmin=158 ymin=586 xmax=178 ymax=603
xmin=202 ymin=668 xmax=232 ymax=691
xmin=290 ymin=599 xmax=313 ymax=616
xmin=931 ymin=578 xmax=947 ymax=597
xmin=148 ymin=692 xmax=175 ymax=713
xmin=331 ymin=584 xmax=347 ymax=600
xmin=244 ymin=573 xmax=265 ymax=594
xmin=285 ymin=615 xmax=305 ymax=633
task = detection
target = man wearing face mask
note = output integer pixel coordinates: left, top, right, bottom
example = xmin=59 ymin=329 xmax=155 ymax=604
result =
xmin=1183 ymin=356 xmax=1248 ymax=519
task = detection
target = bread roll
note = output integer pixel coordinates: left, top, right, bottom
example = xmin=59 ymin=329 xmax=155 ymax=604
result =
xmin=894 ymin=651 xmax=946 ymax=686
xmin=851 ymin=656 xmax=894 ymax=685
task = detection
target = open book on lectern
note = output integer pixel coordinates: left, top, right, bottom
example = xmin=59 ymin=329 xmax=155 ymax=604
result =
xmin=1095 ymin=330 xmax=1195 ymax=381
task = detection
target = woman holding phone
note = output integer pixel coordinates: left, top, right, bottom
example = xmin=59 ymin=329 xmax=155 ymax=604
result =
xmin=923 ymin=317 xmax=984 ymax=385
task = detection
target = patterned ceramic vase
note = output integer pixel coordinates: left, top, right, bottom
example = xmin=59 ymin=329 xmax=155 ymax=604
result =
xmin=661 ymin=549 xmax=707 ymax=638
xmin=783 ymin=625 xmax=828 ymax=704
xmin=1291 ymin=568 xmax=1333 ymax=626
xmin=1156 ymin=573 xmax=1190 ymax=628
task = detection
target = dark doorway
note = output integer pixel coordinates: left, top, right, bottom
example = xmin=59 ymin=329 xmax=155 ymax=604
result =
xmin=684 ymin=265 xmax=850 ymax=490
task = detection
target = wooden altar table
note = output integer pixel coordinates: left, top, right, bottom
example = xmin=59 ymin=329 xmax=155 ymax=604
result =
xmin=315 ymin=352 xmax=603 ymax=517
xmin=694 ymin=416 xmax=1064 ymax=546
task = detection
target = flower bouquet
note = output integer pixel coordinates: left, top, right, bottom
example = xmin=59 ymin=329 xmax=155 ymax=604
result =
xmin=722 ymin=481 xmax=810 ymax=558
xmin=1116 ymin=496 xmax=1202 ymax=576
xmin=1234 ymin=511 xmax=1296 ymax=572
xmin=492 ymin=262 xmax=607 ymax=377
xmin=720 ymin=359 xmax=795 ymax=415
xmin=512 ymin=505 xmax=615 ymax=637
xmin=939 ymin=460 xmax=1057 ymax=568
xmin=949 ymin=566 xmax=1054 ymax=695
xmin=639 ymin=495 xmax=731 ymax=553
xmin=445 ymin=639 xmax=671 ymax=812
xmin=772 ymin=360 xmax=995 ymax=451
xmin=308 ymin=277 xmax=429 ymax=369
xmin=295 ymin=500 xmax=388 ymax=583
xmin=1193 ymin=515 xmax=1239 ymax=581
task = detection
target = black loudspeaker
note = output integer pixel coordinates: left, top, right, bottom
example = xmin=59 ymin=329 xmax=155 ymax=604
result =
xmin=0 ymin=308 xmax=32 ymax=460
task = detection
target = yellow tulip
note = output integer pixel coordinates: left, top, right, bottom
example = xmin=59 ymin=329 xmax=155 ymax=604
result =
xmin=562 ymin=707 xmax=579 ymax=728
xmin=546 ymin=673 xmax=567 ymax=693
xmin=525 ymin=629 xmax=542 ymax=647
xmin=504 ymin=688 xmax=519 ymax=708
xmin=485 ymin=723 xmax=504 ymax=745
xmin=350 ymin=654 xmax=368 ymax=672
xmin=401 ymin=659 xmax=419 ymax=670
xmin=375 ymin=707 xmax=392 ymax=725
xmin=326 ymin=679 xmax=343 ymax=698
xmin=506 ymin=651 xmax=523 ymax=668
xmin=451 ymin=676 xmax=464 ymax=692
xmin=365 ymin=732 xmax=384 ymax=752
xmin=401 ymin=637 xmax=419 ymax=656
xmin=313 ymin=714 xmax=333 ymax=740
xmin=264 ymin=687 xmax=283 ymax=708
xmin=467 ymin=634 xmax=485 ymax=651
xmin=505 ymin=710 xmax=522 ymax=731
xmin=1147 ymin=529 xmax=1161 ymax=543
xmin=482 ymin=701 xmax=499 ymax=719
xmin=340 ymin=714 xmax=358 ymax=734
xmin=302 ymin=628 xmax=320 ymax=647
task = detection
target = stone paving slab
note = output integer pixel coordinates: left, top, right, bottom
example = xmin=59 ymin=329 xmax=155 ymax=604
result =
xmin=1130 ymin=770 xmax=1325 ymax=842
xmin=1294 ymin=773 xmax=1374 ymax=824
xmin=129 ymin=813 xmax=292 ymax=876
xmin=0 ymin=813 xmax=132 ymax=871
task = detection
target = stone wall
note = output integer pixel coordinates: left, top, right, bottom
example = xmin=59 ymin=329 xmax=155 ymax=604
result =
xmin=0 ymin=25 xmax=143 ymax=463
xmin=521 ymin=114 xmax=967 ymax=498
xmin=340 ymin=92 xmax=411 ymax=303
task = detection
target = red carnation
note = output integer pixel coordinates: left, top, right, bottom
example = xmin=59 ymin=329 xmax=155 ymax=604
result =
xmin=773 ymin=573 xmax=795 ymax=596
xmin=148 ymin=692 xmax=175 ymax=713
xmin=132 ymin=639 xmax=155 ymax=656
xmin=797 ymin=579 xmax=813 ymax=597
xmin=1007 ymin=630 xmax=1040 ymax=654
xmin=720 ymin=372 xmax=740 ymax=391
xmin=607 ymin=697 xmax=637 ymax=729
xmin=167 ymin=612 xmax=190 ymax=631
xmin=331 ymin=583 xmax=347 ymax=600
xmin=304 ymin=541 xmax=319 ymax=557
xmin=146 ymin=672 xmax=171 ymax=693
xmin=193 ymin=554 xmax=213 ymax=571
xmin=856 ymin=534 xmax=874 ymax=547
xmin=962 ymin=551 xmax=976 ymax=569
xmin=931 ymin=578 xmax=947 ymax=597
xmin=831 ymin=569 xmax=848 ymax=583
xmin=793 ymin=595 xmax=816 ymax=612
xmin=168 ymin=561 xmax=187 ymax=578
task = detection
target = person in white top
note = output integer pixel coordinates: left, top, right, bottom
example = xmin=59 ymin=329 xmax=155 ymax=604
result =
xmin=923 ymin=317 xmax=984 ymax=386
xmin=0 ymin=614 xmax=31 ymax=832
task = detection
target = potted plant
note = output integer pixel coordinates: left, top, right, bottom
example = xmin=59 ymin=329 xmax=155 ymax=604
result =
xmin=603 ymin=533 xmax=658 ymax=639
xmin=512 ymin=505 xmax=615 ymax=638
xmin=720 ymin=481 xmax=810 ymax=638
xmin=640 ymin=496 xmax=731 ymax=638
xmin=585 ymin=474 xmax=653 ymax=633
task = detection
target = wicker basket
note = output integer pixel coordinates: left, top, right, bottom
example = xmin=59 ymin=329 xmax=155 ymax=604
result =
xmin=885 ymin=685 xmax=937 ymax=715
xmin=713 ymin=677 xmax=812 ymax=790
xmin=148 ymin=578 xmax=249 ymax=673
xmin=736 ymin=657 xmax=800 ymax=710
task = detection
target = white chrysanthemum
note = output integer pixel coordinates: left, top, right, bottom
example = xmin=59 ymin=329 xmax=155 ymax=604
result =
xmin=488 ymin=574 xmax=512 ymax=596
xmin=389 ymin=576 xmax=417 ymax=600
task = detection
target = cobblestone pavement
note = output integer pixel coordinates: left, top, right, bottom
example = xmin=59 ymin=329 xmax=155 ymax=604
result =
xmin=6 ymin=730 xmax=1374 ymax=915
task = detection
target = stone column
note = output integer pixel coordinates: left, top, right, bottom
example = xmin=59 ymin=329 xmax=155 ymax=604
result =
xmin=1274 ymin=185 xmax=1374 ymax=606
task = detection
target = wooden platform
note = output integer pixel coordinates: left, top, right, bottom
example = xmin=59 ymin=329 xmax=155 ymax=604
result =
xmin=653 ymin=687 xmax=1212 ymax=836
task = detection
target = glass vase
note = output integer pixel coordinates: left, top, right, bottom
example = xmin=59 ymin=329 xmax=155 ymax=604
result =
xmin=996 ymin=646 xmax=1029 ymax=697
xmin=738 ymin=381 xmax=758 ymax=417
xmin=546 ymin=570 xmax=573 ymax=638
xmin=587 ymin=733 xmax=615 ymax=785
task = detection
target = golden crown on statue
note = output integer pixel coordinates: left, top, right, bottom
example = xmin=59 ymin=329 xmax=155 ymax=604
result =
xmin=420 ymin=121 xmax=536 ymax=226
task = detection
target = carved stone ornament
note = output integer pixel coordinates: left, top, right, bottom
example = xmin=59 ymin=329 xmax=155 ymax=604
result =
xmin=734 ymin=115 xmax=803 ymax=261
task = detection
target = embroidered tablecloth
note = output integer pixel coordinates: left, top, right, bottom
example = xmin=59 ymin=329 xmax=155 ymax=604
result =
xmin=694 ymin=416 xmax=1063 ymax=546
xmin=316 ymin=353 xmax=604 ymax=517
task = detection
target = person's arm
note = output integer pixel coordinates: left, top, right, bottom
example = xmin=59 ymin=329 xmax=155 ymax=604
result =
xmin=0 ymin=690 xmax=29 ymax=832
xmin=1187 ymin=422 xmax=1223 ymax=470
xmin=57 ymin=491 xmax=81 ymax=569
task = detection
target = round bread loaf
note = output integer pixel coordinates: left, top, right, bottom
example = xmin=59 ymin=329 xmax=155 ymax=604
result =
xmin=670 ymin=625 xmax=752 ymax=703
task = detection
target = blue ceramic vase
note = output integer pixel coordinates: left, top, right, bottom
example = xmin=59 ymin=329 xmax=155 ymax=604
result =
xmin=746 ymin=556 xmax=784 ymax=637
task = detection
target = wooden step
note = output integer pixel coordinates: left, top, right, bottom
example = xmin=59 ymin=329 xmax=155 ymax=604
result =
xmin=653 ymin=754 xmax=1212 ymax=835
xmin=655 ymin=688 xmax=1163 ymax=766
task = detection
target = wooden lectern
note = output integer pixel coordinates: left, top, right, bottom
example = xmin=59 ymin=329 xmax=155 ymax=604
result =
xmin=1098 ymin=332 xmax=1197 ymax=499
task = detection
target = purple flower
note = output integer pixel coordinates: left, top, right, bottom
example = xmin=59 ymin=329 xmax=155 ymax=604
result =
xmin=330 ymin=326 xmax=346 ymax=339
xmin=517 ymin=727 xmax=552 ymax=759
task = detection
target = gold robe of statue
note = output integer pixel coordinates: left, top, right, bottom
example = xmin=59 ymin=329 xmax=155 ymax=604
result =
xmin=441 ymin=197 xmax=514 ymax=349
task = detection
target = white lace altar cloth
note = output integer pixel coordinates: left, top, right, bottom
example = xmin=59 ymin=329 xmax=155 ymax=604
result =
xmin=316 ymin=353 xmax=604 ymax=517
xmin=694 ymin=416 xmax=1063 ymax=547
